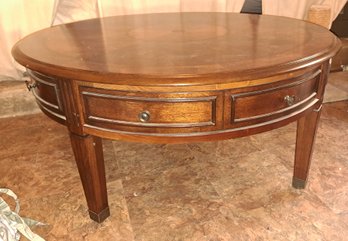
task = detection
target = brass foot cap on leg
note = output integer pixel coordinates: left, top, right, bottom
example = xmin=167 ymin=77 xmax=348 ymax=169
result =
xmin=292 ymin=177 xmax=307 ymax=189
xmin=88 ymin=207 xmax=110 ymax=223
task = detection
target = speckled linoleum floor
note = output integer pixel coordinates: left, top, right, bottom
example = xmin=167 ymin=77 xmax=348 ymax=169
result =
xmin=0 ymin=99 xmax=347 ymax=241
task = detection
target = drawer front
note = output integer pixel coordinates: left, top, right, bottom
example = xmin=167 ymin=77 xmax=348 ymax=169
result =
xmin=226 ymin=70 xmax=320 ymax=127
xmin=78 ymin=86 xmax=223 ymax=133
xmin=27 ymin=70 xmax=65 ymax=122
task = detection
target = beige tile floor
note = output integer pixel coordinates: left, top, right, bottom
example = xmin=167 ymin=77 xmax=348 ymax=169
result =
xmin=0 ymin=99 xmax=347 ymax=240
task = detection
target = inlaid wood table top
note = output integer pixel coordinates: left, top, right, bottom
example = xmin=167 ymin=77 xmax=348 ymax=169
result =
xmin=13 ymin=13 xmax=339 ymax=85
xmin=12 ymin=13 xmax=341 ymax=222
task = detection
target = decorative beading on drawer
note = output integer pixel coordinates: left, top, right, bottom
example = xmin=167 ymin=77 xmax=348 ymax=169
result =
xmin=225 ymin=69 xmax=321 ymax=127
xmin=78 ymin=86 xmax=224 ymax=134
xmin=26 ymin=70 xmax=66 ymax=122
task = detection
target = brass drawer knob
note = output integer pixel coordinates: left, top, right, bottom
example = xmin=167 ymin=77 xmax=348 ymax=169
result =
xmin=138 ymin=111 xmax=150 ymax=122
xmin=284 ymin=95 xmax=296 ymax=106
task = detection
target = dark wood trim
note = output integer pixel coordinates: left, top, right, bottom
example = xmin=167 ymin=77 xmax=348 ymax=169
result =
xmin=69 ymin=133 xmax=109 ymax=223
xmin=233 ymin=93 xmax=317 ymax=122
xmin=87 ymin=116 xmax=215 ymax=128
xmin=293 ymin=107 xmax=322 ymax=189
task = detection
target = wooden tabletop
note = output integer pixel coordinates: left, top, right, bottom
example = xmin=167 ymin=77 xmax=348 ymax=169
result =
xmin=12 ymin=12 xmax=340 ymax=85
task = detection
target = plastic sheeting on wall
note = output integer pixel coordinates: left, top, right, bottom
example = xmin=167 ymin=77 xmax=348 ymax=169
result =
xmin=0 ymin=0 xmax=55 ymax=80
xmin=52 ymin=0 xmax=100 ymax=25
xmin=98 ymin=0 xmax=245 ymax=17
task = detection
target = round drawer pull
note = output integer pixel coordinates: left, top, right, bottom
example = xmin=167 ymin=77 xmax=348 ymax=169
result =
xmin=138 ymin=111 xmax=150 ymax=122
xmin=284 ymin=95 xmax=296 ymax=106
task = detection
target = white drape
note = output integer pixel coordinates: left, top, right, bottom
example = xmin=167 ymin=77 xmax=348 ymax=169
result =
xmin=99 ymin=0 xmax=245 ymax=16
xmin=1 ymin=0 xmax=346 ymax=81
xmin=53 ymin=0 xmax=245 ymax=25
xmin=0 ymin=0 xmax=55 ymax=80
xmin=52 ymin=0 xmax=99 ymax=25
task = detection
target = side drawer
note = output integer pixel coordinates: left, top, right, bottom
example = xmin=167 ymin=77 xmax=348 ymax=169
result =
xmin=27 ymin=70 xmax=65 ymax=122
xmin=78 ymin=86 xmax=224 ymax=134
xmin=225 ymin=70 xmax=321 ymax=128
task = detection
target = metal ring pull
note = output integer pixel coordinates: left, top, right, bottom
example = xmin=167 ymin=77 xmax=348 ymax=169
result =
xmin=284 ymin=95 xmax=296 ymax=106
xmin=25 ymin=80 xmax=38 ymax=91
xmin=138 ymin=111 xmax=150 ymax=122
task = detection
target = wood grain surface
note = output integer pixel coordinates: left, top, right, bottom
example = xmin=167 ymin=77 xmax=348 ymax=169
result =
xmin=12 ymin=13 xmax=340 ymax=86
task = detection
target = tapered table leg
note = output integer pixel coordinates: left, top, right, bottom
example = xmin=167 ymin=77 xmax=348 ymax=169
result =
xmin=292 ymin=107 xmax=322 ymax=189
xmin=69 ymin=132 xmax=110 ymax=222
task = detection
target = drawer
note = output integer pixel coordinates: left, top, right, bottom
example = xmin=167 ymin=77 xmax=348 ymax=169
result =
xmin=78 ymin=86 xmax=223 ymax=134
xmin=27 ymin=70 xmax=65 ymax=122
xmin=225 ymin=70 xmax=320 ymax=127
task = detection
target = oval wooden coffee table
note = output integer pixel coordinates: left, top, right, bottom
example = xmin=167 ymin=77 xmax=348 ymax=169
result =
xmin=12 ymin=13 xmax=341 ymax=222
